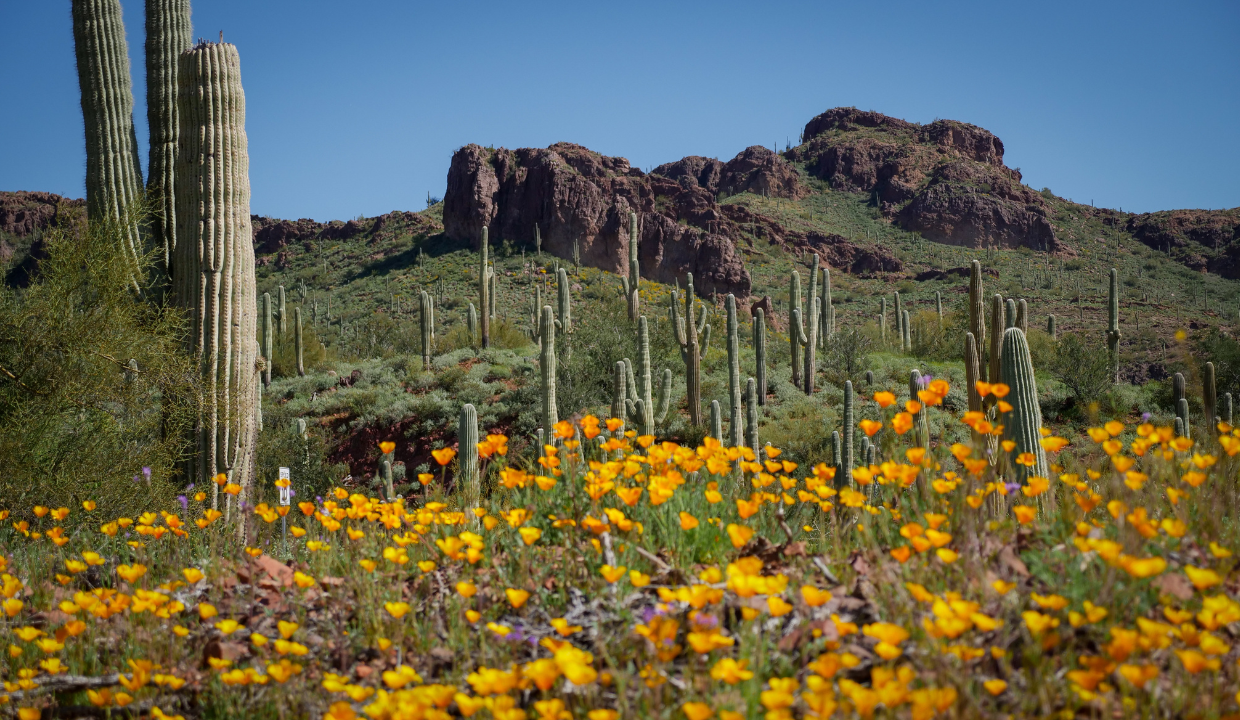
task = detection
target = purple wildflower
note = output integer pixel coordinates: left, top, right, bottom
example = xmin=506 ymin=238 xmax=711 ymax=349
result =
xmin=177 ymin=495 xmax=188 ymax=511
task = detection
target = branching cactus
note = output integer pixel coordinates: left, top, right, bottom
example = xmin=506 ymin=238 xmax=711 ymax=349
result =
xmin=752 ymin=307 xmax=767 ymax=406
xmin=1000 ymin=327 xmax=1049 ymax=482
xmin=539 ymin=306 xmax=558 ymax=433
xmin=479 ymin=227 xmax=491 ymax=349
xmin=262 ymin=292 xmax=273 ymax=386
xmin=458 ymin=404 xmax=480 ymax=508
xmin=1107 ymin=268 xmax=1121 ymax=384
xmin=419 ymin=290 xmax=433 ymax=370
xmin=841 ymin=380 xmax=855 ymax=485
xmin=145 ymin=0 xmax=192 ymax=275
xmin=789 ymin=270 xmax=804 ymax=388
xmin=295 ymin=307 xmax=304 ymax=376
xmin=72 ymin=0 xmax=145 ymax=290
xmin=620 ymin=213 xmax=640 ymax=321
xmin=726 ymin=295 xmax=746 ymax=447
xmin=745 ymin=377 xmax=759 ymax=450
xmin=1204 ymin=362 xmax=1217 ymax=435
xmin=623 ymin=317 xmax=672 ymax=436
xmin=172 ymin=41 xmax=259 ymax=508
xmin=970 ymin=261 xmax=986 ymax=379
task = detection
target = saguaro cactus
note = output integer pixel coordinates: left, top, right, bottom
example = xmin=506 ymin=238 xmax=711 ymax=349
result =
xmin=901 ymin=310 xmax=911 ymax=353
xmin=832 ymin=430 xmax=842 ymax=485
xmin=540 ymin=306 xmax=558 ymax=432
xmin=726 ymin=294 xmax=745 ymax=447
xmin=624 ymin=317 xmax=673 ymax=436
xmin=479 ymin=227 xmax=491 ymax=348
xmin=467 ymin=303 xmax=478 ymax=340
xmin=621 ymin=212 xmax=641 ymax=320
xmin=172 ymin=41 xmax=259 ymax=503
xmin=261 ymin=292 xmax=273 ymax=386
xmin=611 ymin=361 xmax=627 ymax=422
xmin=534 ymin=222 xmax=542 ymax=257
xmin=278 ymin=285 xmax=287 ymax=335
xmin=752 ymin=307 xmax=767 ymax=406
xmin=556 ymin=267 xmax=572 ymax=334
xmin=458 ymin=404 xmax=480 ymax=506
xmin=965 ymin=332 xmax=983 ymax=444
xmin=910 ymin=369 xmax=929 ymax=448
xmin=294 ymin=307 xmax=304 ymax=376
xmin=672 ymin=273 xmax=710 ymax=424
xmin=880 ymin=297 xmax=888 ymax=344
xmin=744 ymin=377 xmax=759 ymax=450
xmin=1004 ymin=298 xmax=1017 ymax=329
xmin=1225 ymin=392 xmax=1234 ymax=425
xmin=894 ymin=291 xmax=903 ymax=342
xmin=145 ymin=0 xmax=192 ymax=274
xmin=72 ymin=0 xmax=145 ymax=289
xmin=790 ymin=270 xmax=804 ymax=388
xmin=1107 ymin=268 xmax=1121 ymax=384
xmin=988 ymin=294 xmax=1005 ymax=394
xmin=1047 ymin=314 xmax=1057 ymax=340
xmin=822 ymin=264 xmax=835 ymax=341
xmin=1000 ymin=327 xmax=1049 ymax=482
xmin=935 ymin=291 xmax=943 ymax=328
xmin=841 ymin=380 xmax=855 ymax=485
xmin=805 ymin=297 xmax=821 ymax=394
xmin=710 ymin=400 xmax=723 ymax=442
xmin=1204 ymin=361 xmax=1218 ymax=435
xmin=419 ymin=290 xmax=433 ymax=370
xmin=1016 ymin=299 xmax=1028 ymax=333
xmin=969 ymin=261 xmax=986 ymax=379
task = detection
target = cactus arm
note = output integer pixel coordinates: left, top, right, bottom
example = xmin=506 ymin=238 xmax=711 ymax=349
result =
xmin=654 ymin=368 xmax=674 ymax=424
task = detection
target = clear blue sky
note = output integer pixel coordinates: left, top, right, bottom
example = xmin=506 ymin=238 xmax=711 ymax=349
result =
xmin=2 ymin=1 xmax=1236 ymax=221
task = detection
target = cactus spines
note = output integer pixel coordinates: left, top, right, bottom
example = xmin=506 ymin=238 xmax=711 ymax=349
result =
xmin=753 ymin=307 xmax=767 ymax=406
xmin=988 ymin=294 xmax=1005 ymax=394
xmin=999 ymin=327 xmax=1049 ymax=482
xmin=611 ymin=361 xmax=628 ymax=422
xmin=539 ymin=305 xmax=558 ymax=432
xmin=790 ymin=270 xmax=804 ymax=387
xmin=671 ymin=274 xmax=708 ymax=424
xmin=744 ymin=377 xmax=759 ymax=450
xmin=261 ymin=292 xmax=273 ymax=386
xmin=1016 ymin=299 xmax=1028 ymax=334
xmin=1047 ymin=314 xmax=1057 ymax=340
xmin=726 ymin=294 xmax=745 ymax=447
xmin=841 ymin=380 xmax=855 ymax=485
xmin=622 ymin=212 xmax=640 ymax=320
xmin=894 ymin=291 xmax=903 ymax=340
xmin=901 ymin=309 xmax=911 ymax=352
xmin=556 ymin=267 xmax=572 ymax=334
xmin=478 ymin=226 xmax=491 ymax=348
xmin=831 ymin=430 xmax=842 ymax=484
xmin=910 ymin=369 xmax=929 ymax=448
xmin=1175 ymin=416 xmax=1185 ymax=438
xmin=173 ymin=40 xmax=259 ymax=508
xmin=969 ymin=260 xmax=986 ymax=378
xmin=1107 ymin=268 xmax=1121 ymax=384
xmin=467 ymin=303 xmax=478 ymax=340
xmin=1177 ymin=395 xmax=1192 ymax=438
xmin=278 ymin=285 xmax=287 ymax=335
xmin=935 ymin=291 xmax=943 ymax=328
xmin=458 ymin=403 xmax=480 ymax=507
xmin=294 ymin=307 xmax=304 ymax=376
xmin=381 ymin=460 xmax=394 ymax=501
xmin=72 ymin=0 xmax=145 ymax=289
xmin=1205 ymin=361 xmax=1218 ymax=435
xmin=820 ymin=264 xmax=835 ymax=342
xmin=145 ymin=0 xmax=192 ymax=274
xmin=419 ymin=290 xmax=433 ymax=370
xmin=805 ymin=297 xmax=821 ymax=394
xmin=710 ymin=400 xmax=723 ymax=442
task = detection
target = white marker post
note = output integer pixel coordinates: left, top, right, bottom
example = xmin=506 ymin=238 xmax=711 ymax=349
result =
xmin=278 ymin=467 xmax=291 ymax=553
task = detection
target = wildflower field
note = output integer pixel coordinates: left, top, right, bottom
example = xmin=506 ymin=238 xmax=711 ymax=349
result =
xmin=4 ymin=377 xmax=1240 ymax=719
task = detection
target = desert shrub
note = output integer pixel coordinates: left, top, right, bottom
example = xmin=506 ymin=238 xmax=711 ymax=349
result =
xmin=0 ymin=214 xmax=197 ymax=522
xmin=821 ymin=325 xmax=874 ymax=386
xmin=270 ymin=320 xmax=330 ymax=378
xmin=1049 ymin=332 xmax=1112 ymax=410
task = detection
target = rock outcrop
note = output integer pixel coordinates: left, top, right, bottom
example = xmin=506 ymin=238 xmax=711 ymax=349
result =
xmin=788 ymin=108 xmax=1059 ymax=253
xmin=252 ymin=211 xmax=439 ymax=255
xmin=0 ymin=191 xmax=84 ymax=238
xmin=443 ymin=143 xmax=752 ymax=297
xmin=653 ymin=145 xmax=805 ymax=199
xmin=1125 ymin=208 xmax=1240 ymax=278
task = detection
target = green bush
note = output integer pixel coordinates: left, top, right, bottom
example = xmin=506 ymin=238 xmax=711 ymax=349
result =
xmin=0 ymin=214 xmax=197 ymax=522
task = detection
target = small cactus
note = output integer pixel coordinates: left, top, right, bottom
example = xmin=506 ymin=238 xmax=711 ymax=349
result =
xmin=841 ymin=381 xmax=855 ymax=485
xmin=458 ymin=404 xmax=480 ymax=507
xmin=832 ymin=430 xmax=842 ymax=486
xmin=744 ymin=377 xmax=759 ymax=450
xmin=381 ymin=460 xmax=394 ymax=501
xmin=278 ymin=285 xmax=288 ymax=335
xmin=910 ymin=369 xmax=929 ymax=448
xmin=419 ymin=290 xmax=433 ymax=370
xmin=1205 ymin=361 xmax=1218 ymax=435
xmin=540 ymin=306 xmax=558 ymax=433
xmin=710 ymin=400 xmax=723 ymax=442
xmin=1016 ymin=299 xmax=1028 ymax=333
xmin=262 ymin=292 xmax=273 ymax=386
xmin=294 ymin=307 xmax=304 ymax=376
xmin=1107 ymin=268 xmax=1121 ymax=384
xmin=901 ymin=309 xmax=911 ymax=352
xmin=1047 ymin=314 xmax=1056 ymax=340
xmin=1000 ymin=327 xmax=1049 ymax=482
xmin=467 ymin=303 xmax=478 ymax=340
xmin=865 ymin=370 xmax=874 ymax=386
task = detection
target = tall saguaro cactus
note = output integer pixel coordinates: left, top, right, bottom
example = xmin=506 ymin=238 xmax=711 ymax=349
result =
xmin=988 ymin=294 xmax=1005 ymax=394
xmin=753 ymin=308 xmax=767 ymax=406
xmin=1000 ymin=327 xmax=1049 ymax=482
xmin=841 ymin=381 xmax=855 ymax=485
xmin=1204 ymin=361 xmax=1218 ymax=435
xmin=965 ymin=332 xmax=983 ymax=444
xmin=624 ymin=317 xmax=672 ymax=436
xmin=790 ymin=270 xmax=804 ymax=388
xmin=479 ymin=227 xmax=491 ymax=348
xmin=621 ymin=212 xmax=641 ymax=320
xmin=72 ymin=0 xmax=146 ymax=289
xmin=969 ymin=261 xmax=986 ymax=380
xmin=822 ymin=264 xmax=835 ymax=342
xmin=145 ymin=0 xmax=192 ymax=273
xmin=1107 ymin=268 xmax=1121 ymax=384
xmin=671 ymin=273 xmax=711 ymax=424
xmin=294 ymin=307 xmax=304 ymax=376
xmin=726 ymin=295 xmax=745 ymax=447
xmin=172 ymin=41 xmax=259 ymax=503
xmin=261 ymin=292 xmax=273 ymax=386
xmin=804 ymin=297 xmax=821 ymax=394
xmin=539 ymin=306 xmax=558 ymax=433
xmin=458 ymin=404 xmax=480 ymax=507
xmin=419 ymin=290 xmax=433 ymax=370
